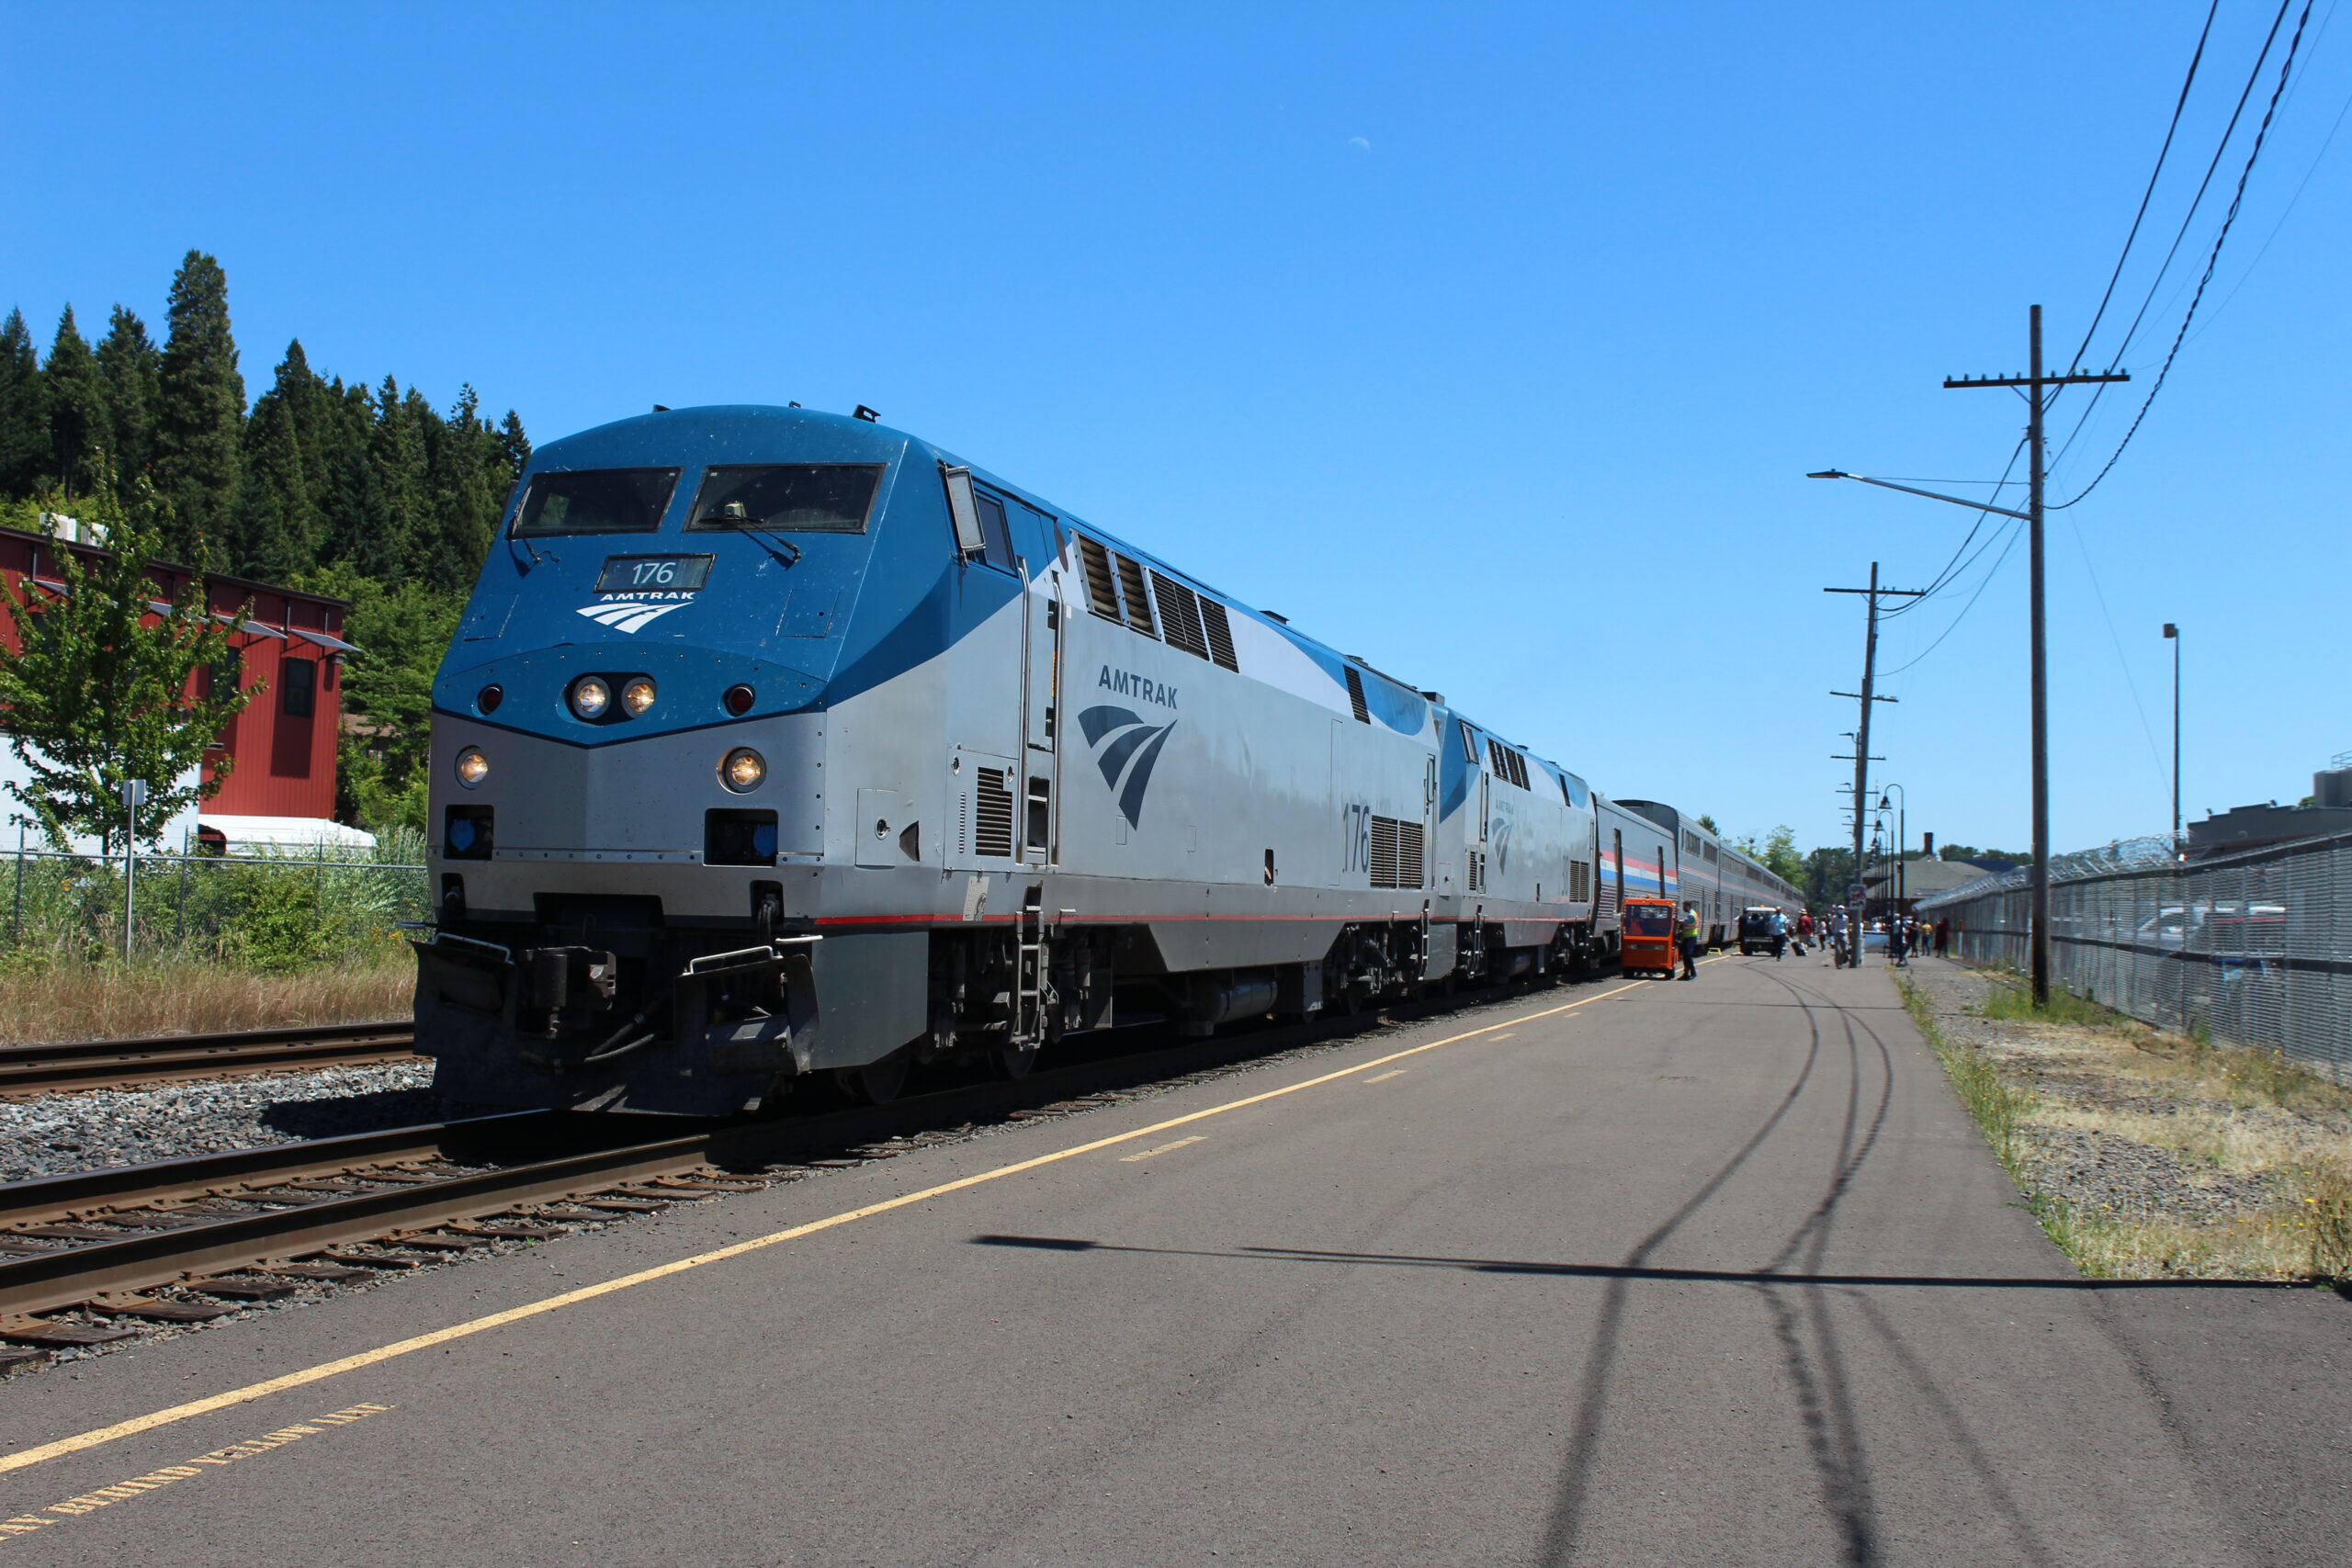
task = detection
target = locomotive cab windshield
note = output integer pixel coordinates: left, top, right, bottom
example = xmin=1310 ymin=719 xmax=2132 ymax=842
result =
xmin=686 ymin=464 xmax=883 ymax=533
xmin=512 ymin=468 xmax=681 ymax=535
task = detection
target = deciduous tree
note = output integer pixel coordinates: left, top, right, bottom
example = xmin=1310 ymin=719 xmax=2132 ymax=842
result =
xmin=0 ymin=485 xmax=254 ymax=849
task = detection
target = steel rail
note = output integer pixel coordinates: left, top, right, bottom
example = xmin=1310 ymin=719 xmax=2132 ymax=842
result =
xmin=0 ymin=1020 xmax=420 ymax=1098
xmin=0 ymin=970 xmax=1608 ymax=1325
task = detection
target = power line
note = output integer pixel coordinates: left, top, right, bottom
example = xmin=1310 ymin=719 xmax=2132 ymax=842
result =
xmin=1880 ymin=436 xmax=2028 ymax=620
xmin=2067 ymin=0 xmax=2223 ymax=371
xmin=2188 ymin=66 xmax=2352 ymax=344
xmin=2053 ymin=0 xmax=2316 ymax=508
xmin=1878 ymin=516 xmax=2025 ymax=676
xmin=2047 ymin=0 xmax=2301 ymax=473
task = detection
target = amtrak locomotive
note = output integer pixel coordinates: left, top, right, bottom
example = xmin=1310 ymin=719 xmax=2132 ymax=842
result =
xmin=416 ymin=406 xmax=1800 ymax=1114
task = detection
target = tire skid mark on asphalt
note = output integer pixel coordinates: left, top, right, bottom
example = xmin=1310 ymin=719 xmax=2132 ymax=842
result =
xmin=1539 ymin=959 xmax=1826 ymax=1565
xmin=0 ymin=966 xmax=1700 ymax=1482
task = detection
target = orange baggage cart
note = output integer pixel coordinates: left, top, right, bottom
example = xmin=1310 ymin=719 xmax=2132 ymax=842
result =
xmin=1620 ymin=897 xmax=1679 ymax=978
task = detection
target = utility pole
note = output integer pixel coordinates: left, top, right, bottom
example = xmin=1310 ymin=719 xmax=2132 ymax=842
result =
xmin=1945 ymin=307 xmax=2130 ymax=1006
xmin=1826 ymin=562 xmax=1918 ymax=925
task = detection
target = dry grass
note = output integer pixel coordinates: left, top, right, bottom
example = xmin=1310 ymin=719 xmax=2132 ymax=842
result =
xmin=1900 ymin=971 xmax=2352 ymax=1283
xmin=0 ymin=947 xmax=413 ymax=1043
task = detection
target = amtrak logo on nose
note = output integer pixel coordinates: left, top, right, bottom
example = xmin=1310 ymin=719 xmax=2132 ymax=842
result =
xmin=577 ymin=602 xmax=685 ymax=634
xmin=1080 ymin=705 xmax=1177 ymax=828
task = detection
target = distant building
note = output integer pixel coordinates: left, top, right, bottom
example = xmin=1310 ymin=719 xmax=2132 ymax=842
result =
xmin=2187 ymin=766 xmax=2352 ymax=858
xmin=1861 ymin=856 xmax=2006 ymax=916
xmin=0 ymin=523 xmax=368 ymax=853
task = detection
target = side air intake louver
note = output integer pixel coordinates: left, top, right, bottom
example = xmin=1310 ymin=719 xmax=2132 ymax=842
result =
xmin=1466 ymin=850 xmax=1487 ymax=894
xmin=1077 ymin=536 xmax=1121 ymax=620
xmin=1114 ymin=554 xmax=1157 ymax=637
xmin=1368 ymin=817 xmax=1424 ymax=889
xmin=1152 ymin=570 xmax=1211 ymax=660
xmin=974 ymin=768 xmax=1015 ymax=858
xmin=1570 ymin=859 xmax=1590 ymax=903
xmin=1345 ymin=667 xmax=1370 ymax=724
xmin=1200 ymin=599 xmax=1238 ymax=671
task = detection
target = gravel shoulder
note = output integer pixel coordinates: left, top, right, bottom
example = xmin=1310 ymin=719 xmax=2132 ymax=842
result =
xmin=1902 ymin=957 xmax=2352 ymax=1280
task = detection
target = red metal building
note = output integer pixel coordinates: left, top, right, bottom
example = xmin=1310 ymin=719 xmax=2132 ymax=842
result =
xmin=0 ymin=522 xmax=354 ymax=837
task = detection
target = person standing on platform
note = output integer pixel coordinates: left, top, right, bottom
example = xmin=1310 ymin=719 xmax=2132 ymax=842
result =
xmin=1935 ymin=917 xmax=1951 ymax=957
xmin=1677 ymin=905 xmax=1701 ymax=980
xmin=1768 ymin=908 xmax=1787 ymax=960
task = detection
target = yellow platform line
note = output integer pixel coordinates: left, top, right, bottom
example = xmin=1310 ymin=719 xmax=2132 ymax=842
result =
xmin=0 ymin=964 xmax=1707 ymax=1480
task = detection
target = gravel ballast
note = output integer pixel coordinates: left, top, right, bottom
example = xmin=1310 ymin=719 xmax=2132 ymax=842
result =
xmin=0 ymin=1060 xmax=447 ymax=1183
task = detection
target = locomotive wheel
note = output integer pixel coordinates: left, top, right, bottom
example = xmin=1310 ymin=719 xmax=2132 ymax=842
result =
xmin=990 ymin=1040 xmax=1039 ymax=1080
xmin=838 ymin=1053 xmax=910 ymax=1105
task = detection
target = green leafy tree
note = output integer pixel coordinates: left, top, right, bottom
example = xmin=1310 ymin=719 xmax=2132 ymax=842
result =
xmin=42 ymin=306 xmax=109 ymax=502
xmin=1937 ymin=843 xmax=2030 ymax=866
xmin=0 ymin=485 xmax=254 ymax=849
xmin=295 ymin=562 xmax=461 ymax=832
xmin=153 ymin=251 xmax=245 ymax=563
xmin=1803 ymin=846 xmax=1855 ymax=910
xmin=1731 ymin=824 xmax=1806 ymax=886
xmin=0 ymin=308 xmax=44 ymax=497
xmin=95 ymin=306 xmax=162 ymax=496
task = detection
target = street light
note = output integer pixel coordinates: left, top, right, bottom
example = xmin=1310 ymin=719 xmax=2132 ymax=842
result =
xmin=1878 ymin=784 xmax=1906 ymax=914
xmin=2163 ymin=624 xmax=2181 ymax=853
xmin=1810 ymin=463 xmax=2053 ymax=1003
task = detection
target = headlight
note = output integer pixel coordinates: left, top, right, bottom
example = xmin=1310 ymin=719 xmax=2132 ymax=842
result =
xmin=621 ymin=676 xmax=657 ymax=716
xmin=570 ymin=676 xmax=611 ymax=720
xmin=455 ymin=748 xmax=490 ymax=788
xmin=721 ymin=748 xmax=766 ymax=793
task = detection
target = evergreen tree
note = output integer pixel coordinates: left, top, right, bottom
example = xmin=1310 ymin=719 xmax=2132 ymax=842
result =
xmin=42 ymin=306 xmax=109 ymax=502
xmin=153 ymin=251 xmax=245 ymax=563
xmin=424 ymin=384 xmax=501 ymax=593
xmin=0 ymin=483 xmax=254 ymax=849
xmin=368 ymin=376 xmax=428 ymax=578
xmin=233 ymin=341 xmax=323 ymax=579
xmin=318 ymin=391 xmax=399 ymax=577
xmin=496 ymin=408 xmax=531 ymax=480
xmin=0 ymin=309 xmax=45 ymax=498
xmin=95 ymin=306 xmax=162 ymax=496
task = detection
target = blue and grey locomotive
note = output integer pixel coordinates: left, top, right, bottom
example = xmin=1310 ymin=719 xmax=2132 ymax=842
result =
xmin=415 ymin=405 xmax=1800 ymax=1114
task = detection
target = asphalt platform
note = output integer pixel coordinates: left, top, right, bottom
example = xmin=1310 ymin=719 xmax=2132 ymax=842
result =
xmin=0 ymin=954 xmax=2344 ymax=1566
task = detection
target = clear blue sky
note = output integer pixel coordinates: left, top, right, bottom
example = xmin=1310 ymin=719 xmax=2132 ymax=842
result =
xmin=6 ymin=2 xmax=2345 ymax=860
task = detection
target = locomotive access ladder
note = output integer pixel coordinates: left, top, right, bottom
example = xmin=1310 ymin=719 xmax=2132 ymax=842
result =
xmin=1014 ymin=887 xmax=1048 ymax=1043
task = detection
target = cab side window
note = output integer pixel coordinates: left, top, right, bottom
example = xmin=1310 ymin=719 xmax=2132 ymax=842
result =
xmin=972 ymin=492 xmax=1019 ymax=572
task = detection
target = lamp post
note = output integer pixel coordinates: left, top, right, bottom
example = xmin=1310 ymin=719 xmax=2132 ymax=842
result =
xmin=2163 ymin=624 xmax=2180 ymax=853
xmin=1879 ymin=784 xmax=1906 ymax=915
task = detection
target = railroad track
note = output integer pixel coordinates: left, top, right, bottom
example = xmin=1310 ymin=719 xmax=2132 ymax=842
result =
xmin=0 ymin=1020 xmax=421 ymax=1098
xmin=0 ymin=972 xmax=1609 ymax=1369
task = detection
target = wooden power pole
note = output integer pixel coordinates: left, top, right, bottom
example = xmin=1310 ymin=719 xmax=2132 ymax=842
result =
xmin=1945 ymin=306 xmax=2130 ymax=1006
xmin=1827 ymin=563 xmax=1919 ymax=923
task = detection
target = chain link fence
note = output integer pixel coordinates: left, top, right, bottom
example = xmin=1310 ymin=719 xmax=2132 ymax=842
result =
xmin=1 ymin=829 xmax=428 ymax=972
xmin=1917 ymin=831 xmax=2352 ymax=1081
